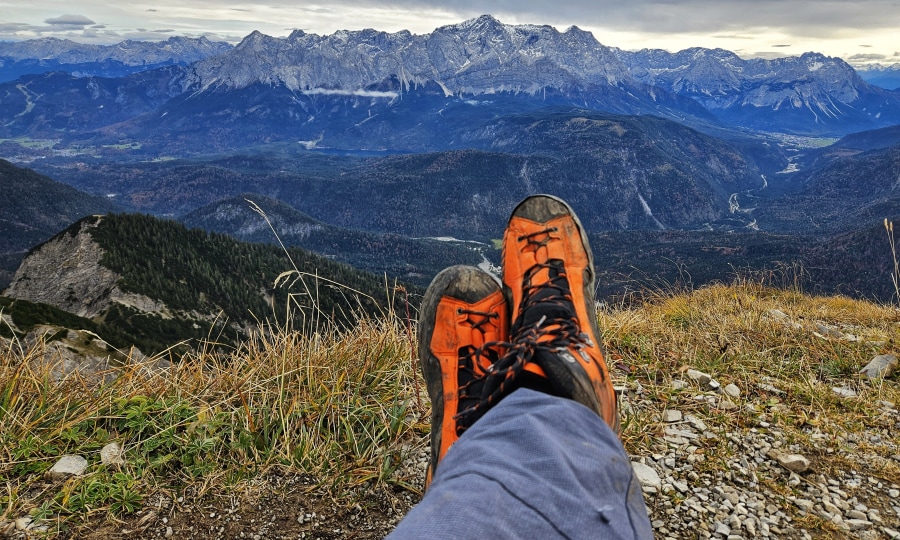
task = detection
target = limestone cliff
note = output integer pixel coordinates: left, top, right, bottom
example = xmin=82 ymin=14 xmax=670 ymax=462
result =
xmin=3 ymin=217 xmax=169 ymax=319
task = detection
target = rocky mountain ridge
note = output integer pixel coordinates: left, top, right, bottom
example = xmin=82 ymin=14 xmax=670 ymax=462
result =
xmin=1 ymin=213 xmax=393 ymax=354
xmin=1 ymin=15 xmax=896 ymax=149
xmin=0 ymin=36 xmax=230 ymax=66
xmin=616 ymin=47 xmax=900 ymax=134
xmin=187 ymin=15 xmax=630 ymax=96
xmin=0 ymin=36 xmax=232 ymax=83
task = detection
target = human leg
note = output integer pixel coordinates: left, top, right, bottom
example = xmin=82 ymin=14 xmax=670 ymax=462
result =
xmin=392 ymin=195 xmax=652 ymax=539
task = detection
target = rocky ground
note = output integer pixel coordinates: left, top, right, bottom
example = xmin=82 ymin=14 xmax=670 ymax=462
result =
xmin=623 ymin=376 xmax=900 ymax=540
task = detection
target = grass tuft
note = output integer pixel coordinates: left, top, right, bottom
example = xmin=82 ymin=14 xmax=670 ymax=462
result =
xmin=0 ymin=312 xmax=425 ymax=533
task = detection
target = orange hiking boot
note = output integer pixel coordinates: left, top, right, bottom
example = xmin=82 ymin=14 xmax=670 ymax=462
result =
xmin=461 ymin=195 xmax=619 ymax=434
xmin=418 ymin=265 xmax=508 ymax=487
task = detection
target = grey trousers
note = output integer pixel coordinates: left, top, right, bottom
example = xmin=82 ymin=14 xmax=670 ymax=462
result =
xmin=388 ymin=388 xmax=653 ymax=539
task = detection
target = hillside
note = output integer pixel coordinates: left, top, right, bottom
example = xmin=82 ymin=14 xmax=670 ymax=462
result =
xmin=2 ymin=213 xmax=397 ymax=355
xmin=754 ymin=145 xmax=900 ymax=234
xmin=0 ymin=158 xmax=120 ymax=288
xmin=180 ymin=195 xmax=485 ymax=287
xmin=1 ymin=282 xmax=897 ymax=538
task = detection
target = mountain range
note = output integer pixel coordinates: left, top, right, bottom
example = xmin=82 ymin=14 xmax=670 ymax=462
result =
xmin=1 ymin=15 xmax=899 ymax=159
xmin=0 ymin=36 xmax=232 ymax=82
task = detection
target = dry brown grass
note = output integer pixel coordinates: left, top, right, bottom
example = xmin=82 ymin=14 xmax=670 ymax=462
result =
xmin=2 ymin=279 xmax=899 ymax=536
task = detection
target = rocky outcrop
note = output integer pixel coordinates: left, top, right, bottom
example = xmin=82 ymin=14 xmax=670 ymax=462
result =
xmin=3 ymin=217 xmax=169 ymax=319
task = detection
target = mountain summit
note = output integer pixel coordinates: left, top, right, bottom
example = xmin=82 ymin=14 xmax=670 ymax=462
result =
xmin=617 ymin=47 xmax=900 ymax=134
xmin=186 ymin=15 xmax=631 ymax=96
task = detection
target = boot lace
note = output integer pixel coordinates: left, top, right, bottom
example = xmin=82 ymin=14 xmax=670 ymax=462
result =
xmin=455 ymin=259 xmax=589 ymax=430
xmin=454 ymin=307 xmax=503 ymax=435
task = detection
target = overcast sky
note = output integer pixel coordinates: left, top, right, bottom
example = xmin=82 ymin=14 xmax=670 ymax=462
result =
xmin=2 ymin=1 xmax=898 ymax=65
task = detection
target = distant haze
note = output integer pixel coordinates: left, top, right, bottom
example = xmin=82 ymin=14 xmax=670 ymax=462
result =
xmin=1 ymin=1 xmax=899 ymax=66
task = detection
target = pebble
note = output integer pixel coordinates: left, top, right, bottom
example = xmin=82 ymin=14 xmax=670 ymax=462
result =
xmin=832 ymin=386 xmax=858 ymax=399
xmin=859 ymin=354 xmax=897 ymax=379
xmin=846 ymin=519 xmax=873 ymax=531
xmin=663 ymin=410 xmax=683 ymax=423
xmin=100 ymin=442 xmax=125 ymax=466
xmin=724 ymin=383 xmax=741 ymax=398
xmin=686 ymin=369 xmax=712 ymax=386
xmin=632 ymin=462 xmax=662 ymax=490
xmin=48 ymin=455 xmax=88 ymax=480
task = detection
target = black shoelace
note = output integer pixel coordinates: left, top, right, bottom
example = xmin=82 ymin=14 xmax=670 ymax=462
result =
xmin=455 ymin=261 xmax=589 ymax=431
xmin=454 ymin=308 xmax=503 ymax=435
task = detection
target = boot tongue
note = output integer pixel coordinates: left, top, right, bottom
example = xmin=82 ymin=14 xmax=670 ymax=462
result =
xmin=520 ymin=284 xmax=576 ymax=327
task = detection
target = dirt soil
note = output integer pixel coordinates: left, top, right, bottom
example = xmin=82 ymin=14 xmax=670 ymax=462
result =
xmin=67 ymin=471 xmax=422 ymax=540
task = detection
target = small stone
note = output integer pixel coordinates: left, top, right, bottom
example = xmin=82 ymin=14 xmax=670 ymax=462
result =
xmin=883 ymin=527 xmax=900 ymax=539
xmin=724 ymin=383 xmax=741 ymax=398
xmin=707 ymin=379 xmax=722 ymax=392
xmin=831 ymin=386 xmax=858 ymax=399
xmin=663 ymin=410 xmax=683 ymax=423
xmin=793 ymin=499 xmax=815 ymax=512
xmin=719 ymin=398 xmax=738 ymax=411
xmin=686 ymin=369 xmax=712 ymax=386
xmin=715 ymin=522 xmax=731 ymax=535
xmin=816 ymin=323 xmax=844 ymax=338
xmin=672 ymin=379 xmax=688 ymax=390
xmin=767 ymin=309 xmax=789 ymax=320
xmin=772 ymin=452 xmax=810 ymax=473
xmin=632 ymin=462 xmax=662 ymax=490
xmin=823 ymin=501 xmax=842 ymax=516
xmin=757 ymin=383 xmax=785 ymax=395
xmin=848 ymin=510 xmax=868 ymax=520
xmin=685 ymin=414 xmax=708 ymax=431
xmin=889 ymin=489 xmax=900 ymax=498
xmin=48 ymin=455 xmax=88 ymax=480
xmin=846 ymin=519 xmax=872 ymax=531
xmin=859 ymin=354 xmax=897 ymax=379
xmin=165 ymin=526 xmax=173 ymax=537
xmin=100 ymin=442 xmax=125 ymax=466
xmin=14 ymin=518 xmax=32 ymax=531
xmin=672 ymin=480 xmax=689 ymax=494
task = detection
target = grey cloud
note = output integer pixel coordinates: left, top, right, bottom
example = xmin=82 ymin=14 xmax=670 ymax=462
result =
xmin=334 ymin=0 xmax=900 ymax=38
xmin=771 ymin=44 xmax=791 ymax=48
xmin=849 ymin=53 xmax=889 ymax=61
xmin=44 ymin=15 xmax=96 ymax=27
xmin=712 ymin=34 xmax=754 ymax=40
xmin=0 ymin=22 xmax=31 ymax=32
